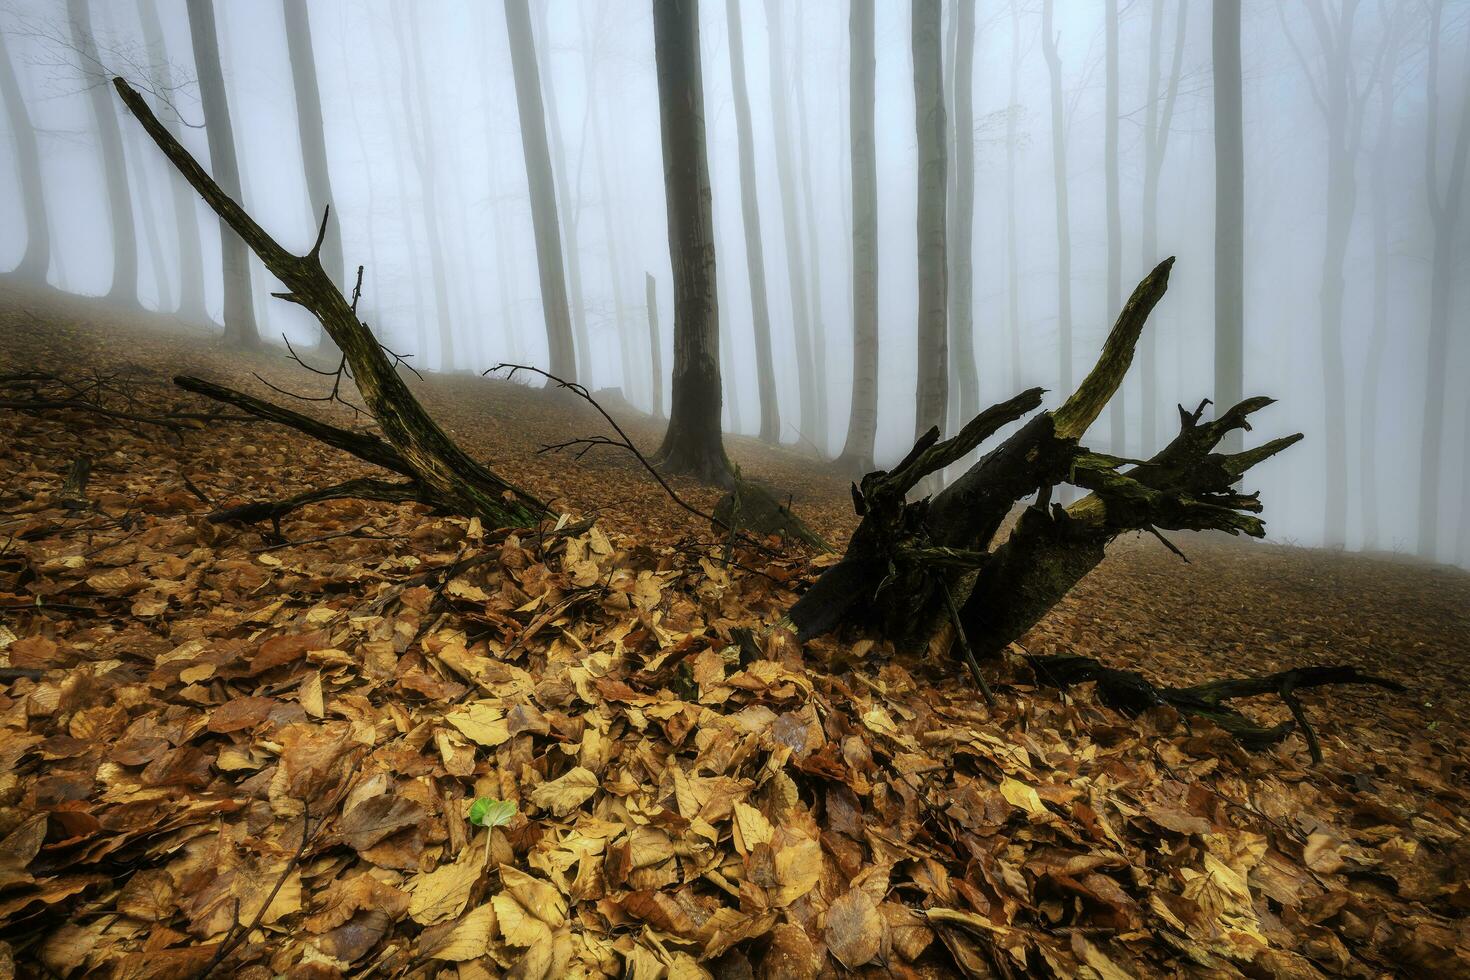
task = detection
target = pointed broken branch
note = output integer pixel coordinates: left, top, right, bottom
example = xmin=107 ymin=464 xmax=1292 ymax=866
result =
xmin=113 ymin=75 xmax=548 ymax=529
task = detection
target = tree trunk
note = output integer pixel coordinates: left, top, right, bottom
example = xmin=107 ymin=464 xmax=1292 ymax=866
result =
xmin=1361 ymin=16 xmax=1402 ymax=552
xmin=1104 ymin=0 xmax=1123 ymax=456
xmin=0 ymin=30 xmax=49 ymax=281
xmin=1212 ymin=0 xmax=1244 ymax=453
xmin=1005 ymin=0 xmax=1022 ymax=393
xmin=504 ymin=0 xmax=576 ymax=381
xmin=839 ymin=0 xmax=879 ymax=474
xmin=1417 ymin=0 xmax=1470 ymax=560
xmin=185 ymin=0 xmax=257 ymax=344
xmin=913 ymin=0 xmax=948 ymax=450
xmin=395 ymin=10 xmax=457 ymax=370
xmin=762 ymin=0 xmax=818 ymax=452
xmin=1139 ymin=0 xmax=1187 ymax=454
xmin=646 ymin=273 xmax=665 ymax=418
xmin=282 ymin=0 xmax=344 ymax=292
xmin=69 ymin=0 xmax=139 ymax=307
xmin=1041 ymin=0 xmax=1072 ymax=403
xmin=792 ymin=5 xmax=830 ymax=455
xmin=724 ymin=0 xmax=781 ymax=444
xmin=949 ymin=0 xmax=978 ymax=457
xmin=535 ymin=1 xmax=595 ymax=388
xmin=580 ymin=2 xmax=639 ymax=408
xmin=650 ymin=0 xmax=729 ymax=486
xmin=137 ymin=0 xmax=207 ymax=320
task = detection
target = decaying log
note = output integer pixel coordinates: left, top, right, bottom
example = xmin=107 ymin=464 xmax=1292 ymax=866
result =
xmin=785 ymin=258 xmax=1390 ymax=752
xmin=112 ymin=77 xmax=547 ymax=530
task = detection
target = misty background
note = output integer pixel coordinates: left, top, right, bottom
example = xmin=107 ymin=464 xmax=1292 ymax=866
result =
xmin=1 ymin=0 xmax=1468 ymax=567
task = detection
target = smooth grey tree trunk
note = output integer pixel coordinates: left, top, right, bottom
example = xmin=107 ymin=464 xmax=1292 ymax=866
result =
xmin=395 ymin=9 xmax=456 ymax=369
xmin=724 ymin=0 xmax=781 ymax=444
xmin=651 ymin=0 xmax=728 ymax=484
xmin=762 ymin=0 xmax=818 ymax=452
xmin=185 ymin=0 xmax=257 ymax=343
xmin=1418 ymin=0 xmax=1470 ymax=559
xmin=913 ymin=0 xmax=948 ymax=446
xmin=1005 ymin=0 xmax=1022 ymax=391
xmin=949 ymin=0 xmax=978 ymax=450
xmin=1104 ymin=0 xmax=1123 ymax=454
xmin=1041 ymin=0 xmax=1072 ymax=401
xmin=504 ymin=0 xmax=576 ymax=381
xmin=792 ymin=4 xmax=829 ymax=454
xmin=1139 ymin=0 xmax=1187 ymax=453
xmin=137 ymin=0 xmax=207 ymax=319
xmin=95 ymin=1 xmax=168 ymax=310
xmin=839 ymin=0 xmax=878 ymax=474
xmin=1212 ymin=0 xmax=1243 ymax=453
xmin=70 ymin=0 xmax=139 ymax=306
xmin=535 ymin=1 xmax=595 ymax=387
xmin=282 ymin=0 xmax=344 ymax=290
xmin=646 ymin=272 xmax=665 ymax=418
xmin=1361 ymin=12 xmax=1405 ymax=552
xmin=580 ymin=2 xmax=639 ymax=407
xmin=0 ymin=30 xmax=49 ymax=280
xmin=370 ymin=24 xmax=429 ymax=354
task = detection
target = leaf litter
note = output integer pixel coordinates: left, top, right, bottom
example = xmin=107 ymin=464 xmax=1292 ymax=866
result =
xmin=0 ymin=284 xmax=1468 ymax=976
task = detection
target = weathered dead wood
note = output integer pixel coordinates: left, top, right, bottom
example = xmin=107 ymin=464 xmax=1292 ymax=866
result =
xmin=112 ymin=76 xmax=548 ymax=530
xmin=783 ymin=257 xmax=1385 ymax=757
xmin=1029 ymin=654 xmax=1405 ymax=763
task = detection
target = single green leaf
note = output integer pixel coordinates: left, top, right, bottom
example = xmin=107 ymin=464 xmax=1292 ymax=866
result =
xmin=467 ymin=797 xmax=516 ymax=828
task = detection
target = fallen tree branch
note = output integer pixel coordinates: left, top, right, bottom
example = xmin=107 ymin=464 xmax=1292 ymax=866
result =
xmin=1029 ymin=654 xmax=1405 ymax=762
xmin=113 ymin=76 xmax=548 ymax=530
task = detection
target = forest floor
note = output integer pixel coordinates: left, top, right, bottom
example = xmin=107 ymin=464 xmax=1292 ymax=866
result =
xmin=0 ymin=276 xmax=1467 ymax=978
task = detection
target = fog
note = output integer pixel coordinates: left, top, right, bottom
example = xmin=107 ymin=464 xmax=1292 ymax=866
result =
xmin=2 ymin=0 xmax=1469 ymax=566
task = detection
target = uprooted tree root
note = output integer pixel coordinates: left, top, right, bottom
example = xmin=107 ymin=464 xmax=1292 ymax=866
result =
xmin=1027 ymin=654 xmax=1407 ymax=764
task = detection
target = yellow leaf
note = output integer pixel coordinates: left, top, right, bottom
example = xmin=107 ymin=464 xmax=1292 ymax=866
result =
xmin=445 ymin=702 xmax=510 ymax=747
xmin=408 ymin=855 xmax=482 ymax=925
xmin=999 ymin=777 xmax=1048 ymax=817
xmin=527 ymin=767 xmax=599 ymax=817
xmin=426 ymin=903 xmax=497 ymax=961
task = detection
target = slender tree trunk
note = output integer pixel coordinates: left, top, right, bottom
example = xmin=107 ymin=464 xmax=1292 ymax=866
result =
xmin=580 ymin=2 xmax=638 ymax=405
xmin=793 ymin=4 xmax=830 ymax=455
xmin=1005 ymin=0 xmax=1022 ymax=392
xmin=282 ymin=0 xmax=343 ymax=291
xmin=949 ymin=0 xmax=978 ymax=453
xmin=1212 ymin=0 xmax=1244 ymax=453
xmin=763 ymin=0 xmax=818 ymax=452
xmin=1041 ymin=0 xmax=1072 ymax=406
xmin=1104 ymin=0 xmax=1123 ymax=454
xmin=185 ymin=0 xmax=257 ymax=344
xmin=1318 ymin=38 xmax=1360 ymax=549
xmin=94 ymin=0 xmax=167 ymax=308
xmin=69 ymin=0 xmax=139 ymax=307
xmin=913 ymin=0 xmax=948 ymax=449
xmin=504 ymin=0 xmax=576 ymax=381
xmin=1140 ymin=0 xmax=1186 ymax=454
xmin=840 ymin=0 xmax=878 ymax=473
xmin=535 ymin=1 xmax=595 ymax=387
xmin=724 ymin=0 xmax=781 ymax=444
xmin=137 ymin=0 xmax=207 ymax=319
xmin=369 ymin=25 xmax=428 ymax=354
xmin=651 ymin=0 xmax=728 ymax=485
xmin=1361 ymin=24 xmax=1400 ymax=552
xmin=0 ymin=31 xmax=49 ymax=281
xmin=1419 ymin=0 xmax=1470 ymax=558
xmin=646 ymin=272 xmax=665 ymax=418
xmin=393 ymin=9 xmax=456 ymax=369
